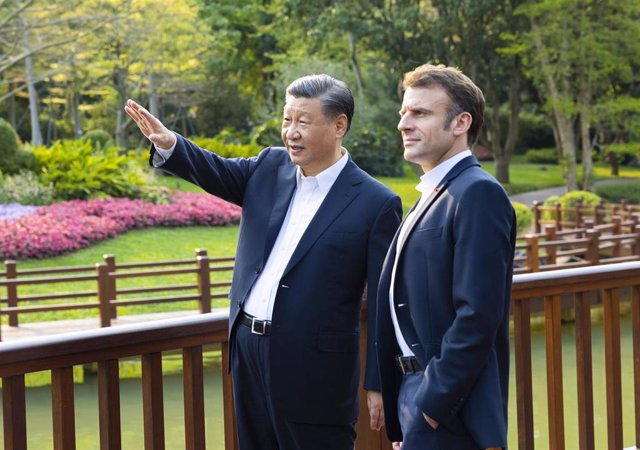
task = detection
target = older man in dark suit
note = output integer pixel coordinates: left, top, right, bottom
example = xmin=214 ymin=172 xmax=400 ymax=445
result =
xmin=372 ymin=64 xmax=516 ymax=450
xmin=125 ymin=74 xmax=401 ymax=450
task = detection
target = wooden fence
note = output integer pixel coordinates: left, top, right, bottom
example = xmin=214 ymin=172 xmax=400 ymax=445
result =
xmin=1 ymin=262 xmax=640 ymax=449
xmin=531 ymin=199 xmax=640 ymax=233
xmin=0 ymin=249 xmax=234 ymax=341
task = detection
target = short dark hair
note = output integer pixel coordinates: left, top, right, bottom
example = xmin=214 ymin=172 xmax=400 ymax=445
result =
xmin=402 ymin=64 xmax=485 ymax=145
xmin=286 ymin=74 xmax=354 ymax=133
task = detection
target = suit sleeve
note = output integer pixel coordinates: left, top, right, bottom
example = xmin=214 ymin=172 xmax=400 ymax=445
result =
xmin=364 ymin=194 xmax=402 ymax=391
xmin=150 ymin=133 xmax=270 ymax=207
xmin=419 ymin=180 xmax=515 ymax=424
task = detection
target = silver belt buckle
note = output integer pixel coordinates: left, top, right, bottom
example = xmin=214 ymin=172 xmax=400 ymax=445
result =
xmin=251 ymin=317 xmax=266 ymax=335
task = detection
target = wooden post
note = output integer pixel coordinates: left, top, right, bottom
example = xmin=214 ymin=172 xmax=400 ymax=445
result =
xmin=532 ymin=201 xmax=541 ymax=234
xmin=104 ymin=255 xmax=117 ymax=320
xmin=97 ymin=263 xmax=111 ymax=328
xmin=575 ymin=199 xmax=583 ymax=228
xmin=5 ymin=260 xmax=18 ymax=327
xmin=544 ymin=225 xmax=557 ymax=265
xmin=2 ymin=375 xmax=27 ymax=450
xmin=545 ymin=295 xmax=565 ymax=450
xmin=196 ymin=254 xmax=211 ymax=314
xmin=221 ymin=342 xmax=239 ymax=450
xmin=585 ymin=230 xmax=600 ymax=266
xmin=611 ymin=216 xmax=622 ymax=257
xmin=525 ymin=235 xmax=540 ymax=272
xmin=52 ymin=366 xmax=76 ymax=450
xmin=555 ymin=203 xmax=562 ymax=231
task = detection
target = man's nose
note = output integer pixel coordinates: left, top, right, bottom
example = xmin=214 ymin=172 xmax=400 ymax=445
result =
xmin=285 ymin=124 xmax=300 ymax=140
xmin=397 ymin=115 xmax=411 ymax=131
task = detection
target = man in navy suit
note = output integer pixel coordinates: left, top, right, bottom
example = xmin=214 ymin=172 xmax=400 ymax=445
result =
xmin=372 ymin=64 xmax=516 ymax=449
xmin=125 ymin=74 xmax=401 ymax=450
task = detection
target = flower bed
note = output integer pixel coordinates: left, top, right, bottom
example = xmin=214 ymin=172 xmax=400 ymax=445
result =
xmin=0 ymin=192 xmax=241 ymax=260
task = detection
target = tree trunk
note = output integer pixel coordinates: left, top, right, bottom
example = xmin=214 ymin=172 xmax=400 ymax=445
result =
xmin=114 ymin=67 xmax=129 ymax=148
xmin=149 ymin=72 xmax=160 ymax=119
xmin=580 ymin=111 xmax=592 ymax=190
xmin=347 ymin=32 xmax=364 ymax=95
xmin=23 ymin=29 xmax=42 ymax=146
xmin=68 ymin=89 xmax=83 ymax=138
xmin=554 ymin=113 xmax=578 ymax=191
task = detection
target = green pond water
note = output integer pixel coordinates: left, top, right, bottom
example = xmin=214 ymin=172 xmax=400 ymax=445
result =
xmin=0 ymin=315 xmax=636 ymax=449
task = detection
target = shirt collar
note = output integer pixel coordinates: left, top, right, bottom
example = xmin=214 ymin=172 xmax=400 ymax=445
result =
xmin=416 ymin=150 xmax=472 ymax=196
xmin=296 ymin=148 xmax=349 ymax=195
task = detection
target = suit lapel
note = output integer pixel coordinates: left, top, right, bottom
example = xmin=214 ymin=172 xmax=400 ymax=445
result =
xmin=263 ymin=161 xmax=297 ymax=261
xmin=282 ymin=160 xmax=362 ymax=276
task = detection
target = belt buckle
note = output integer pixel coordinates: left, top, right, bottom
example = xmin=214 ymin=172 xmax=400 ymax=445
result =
xmin=397 ymin=356 xmax=409 ymax=375
xmin=251 ymin=317 xmax=266 ymax=335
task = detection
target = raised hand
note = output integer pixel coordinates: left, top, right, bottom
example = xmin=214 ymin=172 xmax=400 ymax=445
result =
xmin=124 ymin=99 xmax=176 ymax=149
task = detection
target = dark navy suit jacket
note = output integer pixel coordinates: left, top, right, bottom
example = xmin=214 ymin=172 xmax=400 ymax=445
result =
xmin=152 ymin=134 xmax=402 ymax=424
xmin=374 ymin=156 xmax=516 ymax=448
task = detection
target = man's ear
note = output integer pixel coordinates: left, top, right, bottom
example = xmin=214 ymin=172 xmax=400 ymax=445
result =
xmin=452 ymin=112 xmax=472 ymax=137
xmin=335 ymin=114 xmax=349 ymax=138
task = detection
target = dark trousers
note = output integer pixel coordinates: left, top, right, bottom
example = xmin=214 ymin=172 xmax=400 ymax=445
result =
xmin=231 ymin=323 xmax=356 ymax=450
xmin=397 ymin=373 xmax=480 ymax=450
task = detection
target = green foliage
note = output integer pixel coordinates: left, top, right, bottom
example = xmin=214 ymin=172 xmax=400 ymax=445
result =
xmin=31 ymin=140 xmax=150 ymax=200
xmin=512 ymin=201 xmax=534 ymax=235
xmin=543 ymin=190 xmax=602 ymax=221
xmin=190 ymin=136 xmax=261 ymax=159
xmin=603 ymin=142 xmax=640 ymax=158
xmin=250 ymin=117 xmax=282 ymax=148
xmin=595 ymin=182 xmax=640 ymax=204
xmin=0 ymin=118 xmax=35 ymax=174
xmin=82 ymin=129 xmax=115 ymax=150
xmin=525 ymin=148 xmax=559 ymax=164
xmin=0 ymin=171 xmax=55 ymax=205
xmin=346 ymin=125 xmax=404 ymax=176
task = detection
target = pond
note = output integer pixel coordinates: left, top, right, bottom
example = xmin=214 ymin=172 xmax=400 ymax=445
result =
xmin=0 ymin=314 xmax=636 ymax=449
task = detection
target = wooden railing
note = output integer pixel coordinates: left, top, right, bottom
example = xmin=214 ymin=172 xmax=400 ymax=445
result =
xmin=531 ymin=199 xmax=640 ymax=233
xmin=0 ymin=310 xmax=391 ymax=450
xmin=514 ymin=221 xmax=640 ymax=274
xmin=0 ymin=249 xmax=234 ymax=340
xmin=2 ymin=263 xmax=639 ymax=449
xmin=512 ymin=262 xmax=640 ymax=450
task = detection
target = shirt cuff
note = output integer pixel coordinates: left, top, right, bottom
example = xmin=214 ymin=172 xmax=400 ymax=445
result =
xmin=152 ymin=133 xmax=177 ymax=167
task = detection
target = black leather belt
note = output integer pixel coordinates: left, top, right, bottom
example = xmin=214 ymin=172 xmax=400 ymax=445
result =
xmin=240 ymin=311 xmax=272 ymax=336
xmin=396 ymin=355 xmax=422 ymax=374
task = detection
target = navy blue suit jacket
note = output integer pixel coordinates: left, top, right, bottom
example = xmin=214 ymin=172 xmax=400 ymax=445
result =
xmin=152 ymin=135 xmax=401 ymax=424
xmin=375 ymin=156 xmax=516 ymax=447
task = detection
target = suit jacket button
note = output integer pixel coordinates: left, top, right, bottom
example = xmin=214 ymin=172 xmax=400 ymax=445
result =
xmin=254 ymin=266 xmax=261 ymax=274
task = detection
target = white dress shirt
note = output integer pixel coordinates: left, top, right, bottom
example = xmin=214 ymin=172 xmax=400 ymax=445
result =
xmin=390 ymin=150 xmax=472 ymax=357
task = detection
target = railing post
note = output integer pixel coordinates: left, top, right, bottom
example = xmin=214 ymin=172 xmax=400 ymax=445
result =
xmin=555 ymin=203 xmax=562 ymax=231
xmin=532 ymin=201 xmax=541 ymax=234
xmin=585 ymin=230 xmax=600 ymax=265
xmin=97 ymin=263 xmax=111 ymax=328
xmin=544 ymin=225 xmax=557 ymax=265
xmin=196 ymin=249 xmax=211 ymax=314
xmin=575 ymin=199 xmax=583 ymax=228
xmin=611 ymin=216 xmax=622 ymax=257
xmin=221 ymin=342 xmax=239 ymax=450
xmin=633 ymin=225 xmax=640 ymax=257
xmin=545 ymin=295 xmax=565 ymax=450
xmin=2 ymin=374 xmax=27 ymax=450
xmin=5 ymin=260 xmax=18 ymax=327
xmin=104 ymin=255 xmax=117 ymax=320
xmin=525 ymin=235 xmax=539 ymax=272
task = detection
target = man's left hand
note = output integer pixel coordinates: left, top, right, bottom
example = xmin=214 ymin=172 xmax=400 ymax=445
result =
xmin=367 ymin=391 xmax=385 ymax=431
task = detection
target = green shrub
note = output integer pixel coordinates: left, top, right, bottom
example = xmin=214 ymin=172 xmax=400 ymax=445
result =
xmin=543 ymin=190 xmax=601 ymax=222
xmin=81 ymin=129 xmax=115 ymax=150
xmin=250 ymin=118 xmax=282 ymax=148
xmin=0 ymin=171 xmax=55 ymax=205
xmin=345 ymin=125 xmax=404 ymax=176
xmin=0 ymin=118 xmax=35 ymax=174
xmin=32 ymin=140 xmax=149 ymax=200
xmin=191 ymin=136 xmax=261 ymax=159
xmin=595 ymin=181 xmax=640 ymax=204
xmin=525 ymin=148 xmax=559 ymax=164
xmin=512 ymin=201 xmax=534 ymax=235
